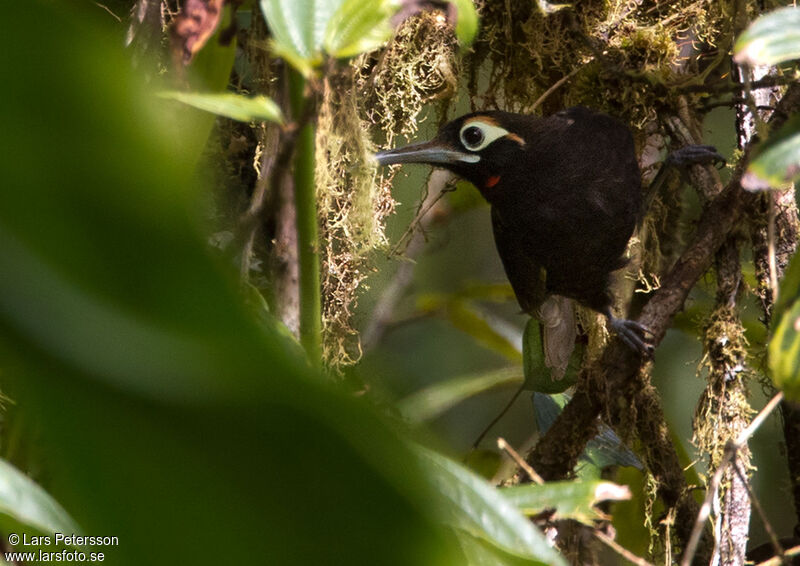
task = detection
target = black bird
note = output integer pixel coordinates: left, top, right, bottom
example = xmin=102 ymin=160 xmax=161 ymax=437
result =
xmin=375 ymin=107 xmax=652 ymax=353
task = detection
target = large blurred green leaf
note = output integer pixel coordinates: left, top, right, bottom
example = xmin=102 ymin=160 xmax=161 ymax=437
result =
xmin=734 ymin=6 xmax=800 ymax=66
xmin=0 ymin=458 xmax=81 ymax=545
xmin=398 ymin=368 xmax=523 ymax=423
xmin=769 ymin=299 xmax=800 ymax=401
xmin=413 ymin=445 xmax=567 ymax=566
xmin=0 ymin=4 xmax=461 ymax=565
xmin=741 ymin=115 xmax=800 ymax=191
xmin=453 ymin=530 xmax=549 ymax=566
xmin=501 ymin=480 xmax=631 ymax=525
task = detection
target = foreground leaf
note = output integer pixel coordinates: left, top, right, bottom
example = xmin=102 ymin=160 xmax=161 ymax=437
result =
xmin=454 ymin=530 xmax=549 ymax=566
xmin=0 ymin=459 xmax=81 ymax=544
xmin=414 ymin=445 xmax=567 ymax=566
xmin=769 ymin=299 xmax=800 ymax=401
xmin=501 ymin=480 xmax=631 ymax=525
xmin=741 ymin=115 xmax=800 ymax=191
xmin=159 ymin=91 xmax=285 ymax=124
xmin=734 ymin=6 xmax=800 ymax=66
xmin=773 ymin=244 xmax=800 ymax=326
xmin=0 ymin=5 xmax=462 ymax=565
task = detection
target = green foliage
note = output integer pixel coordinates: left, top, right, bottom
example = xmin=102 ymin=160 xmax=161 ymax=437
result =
xmin=736 ymin=6 xmax=800 ymax=401
xmin=770 ymin=299 xmax=800 ymax=401
xmin=741 ymin=114 xmax=800 ymax=191
xmin=501 ymin=480 xmax=631 ymax=525
xmin=417 ymin=293 xmax=522 ymax=362
xmin=324 ymin=0 xmax=398 ymax=58
xmin=734 ymin=7 xmax=800 ymax=191
xmin=734 ymin=6 xmax=800 ymax=67
xmin=398 ymin=368 xmax=523 ymax=422
xmin=770 ymin=304 xmax=800 ymax=400
xmin=413 ymin=445 xmax=567 ymax=566
xmin=159 ymin=91 xmax=285 ymax=124
xmin=0 ymin=459 xmax=81 ymax=547
xmin=448 ymin=0 xmax=479 ymax=45
xmin=260 ymin=0 xmax=477 ymax=74
xmin=522 ymin=319 xmax=579 ymax=394
xmin=0 ymin=4 xmax=464 ymax=565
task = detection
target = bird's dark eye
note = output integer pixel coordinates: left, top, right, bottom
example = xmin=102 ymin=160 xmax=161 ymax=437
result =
xmin=461 ymin=126 xmax=485 ymax=149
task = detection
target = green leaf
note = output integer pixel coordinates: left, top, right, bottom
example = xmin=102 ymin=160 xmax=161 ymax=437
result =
xmin=398 ymin=368 xmax=523 ymax=423
xmin=773 ymin=244 xmax=800 ymax=327
xmin=0 ymin=459 xmax=81 ymax=544
xmin=741 ymin=115 xmax=800 ymax=191
xmin=522 ymin=318 xmax=579 ymax=393
xmin=268 ymin=39 xmax=319 ymax=77
xmin=413 ymin=445 xmax=567 ymax=566
xmin=454 ymin=530 xmax=549 ymax=566
xmin=734 ymin=6 xmax=800 ymax=66
xmin=159 ymin=92 xmax=285 ymax=124
xmin=261 ymin=0 xmax=477 ymax=70
xmin=456 ymin=282 xmax=516 ymax=303
xmin=448 ymin=0 xmax=479 ymax=45
xmin=0 ymin=5 xmax=464 ymax=565
xmin=418 ymin=294 xmax=522 ymax=362
xmin=769 ymin=299 xmax=800 ymax=401
xmin=260 ymin=0 xmax=341 ymax=63
xmin=324 ymin=0 xmax=398 ymax=58
xmin=447 ymin=302 xmax=521 ymax=361
xmin=501 ymin=480 xmax=631 ymax=525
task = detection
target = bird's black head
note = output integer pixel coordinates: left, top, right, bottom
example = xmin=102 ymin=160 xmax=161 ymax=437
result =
xmin=374 ymin=111 xmax=530 ymax=201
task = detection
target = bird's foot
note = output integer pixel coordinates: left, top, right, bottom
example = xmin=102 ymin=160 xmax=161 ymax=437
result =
xmin=607 ymin=316 xmax=654 ymax=356
xmin=666 ymin=145 xmax=726 ymax=169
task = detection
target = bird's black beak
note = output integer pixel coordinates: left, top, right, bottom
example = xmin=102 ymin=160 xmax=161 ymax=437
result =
xmin=374 ymin=140 xmax=479 ymax=166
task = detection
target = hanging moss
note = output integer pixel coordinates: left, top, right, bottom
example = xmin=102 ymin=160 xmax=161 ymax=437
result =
xmin=316 ymin=11 xmax=459 ymax=369
xmin=358 ymin=11 xmax=459 ymax=144
xmin=315 ymin=67 xmax=391 ymax=368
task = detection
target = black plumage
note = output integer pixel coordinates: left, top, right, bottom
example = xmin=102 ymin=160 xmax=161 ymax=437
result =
xmin=375 ymin=107 xmax=650 ymax=353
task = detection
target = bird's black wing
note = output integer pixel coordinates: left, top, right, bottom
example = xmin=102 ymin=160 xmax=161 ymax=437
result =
xmin=491 ymin=205 xmax=546 ymax=315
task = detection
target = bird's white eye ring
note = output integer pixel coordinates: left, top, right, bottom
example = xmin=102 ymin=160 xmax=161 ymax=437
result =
xmin=459 ymin=121 xmax=512 ymax=151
